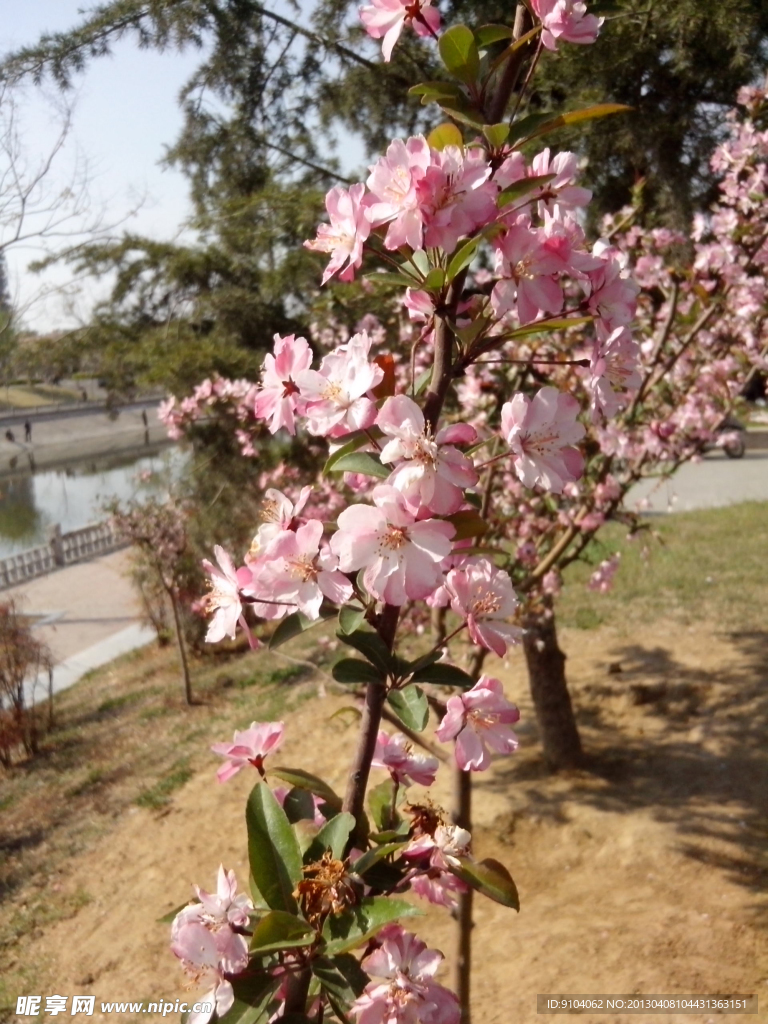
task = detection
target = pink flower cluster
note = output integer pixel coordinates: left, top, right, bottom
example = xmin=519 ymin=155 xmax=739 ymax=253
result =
xmin=171 ymin=867 xmax=253 ymax=1024
xmin=436 ymin=676 xmax=520 ymax=771
xmin=351 ymin=924 xmax=460 ymax=1024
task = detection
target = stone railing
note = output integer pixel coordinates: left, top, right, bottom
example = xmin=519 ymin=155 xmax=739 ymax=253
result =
xmin=0 ymin=521 xmax=125 ymax=589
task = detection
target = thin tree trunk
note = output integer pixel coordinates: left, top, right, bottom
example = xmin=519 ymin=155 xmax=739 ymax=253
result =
xmin=168 ymin=587 xmax=193 ymax=706
xmin=522 ymin=606 xmax=584 ymax=769
xmin=452 ymin=766 xmax=474 ymax=1024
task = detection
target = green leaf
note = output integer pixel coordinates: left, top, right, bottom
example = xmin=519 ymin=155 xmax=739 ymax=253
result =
xmin=366 ymin=269 xmax=422 ymax=287
xmin=324 ymin=428 xmax=382 ymax=473
xmin=423 ymin=266 xmax=447 ymax=290
xmin=427 ymin=122 xmax=464 ymax=151
xmin=445 ymin=508 xmax=488 ymax=540
xmin=446 ymin=235 xmax=482 ymax=282
xmin=497 ymin=173 xmax=557 ymax=207
xmin=249 ymin=910 xmax=316 ymax=954
xmin=336 ymin=629 xmax=396 ymax=676
xmin=246 ymin=781 xmax=304 ymax=912
xmin=268 ymin=608 xmax=334 ymax=649
xmin=386 ymin=685 xmax=429 ymax=731
xmin=451 ymin=856 xmax=520 ymax=910
xmin=483 ymin=122 xmax=510 ymax=149
xmin=304 ymin=811 xmax=356 ymax=862
xmin=282 ymin=786 xmax=318 ymax=823
xmin=312 ymin=955 xmax=369 ymax=1023
xmin=268 ymin=767 xmax=342 ymax=810
xmin=332 ymin=658 xmax=385 ymax=685
xmin=413 ymin=367 xmax=432 ymax=396
xmin=507 ymin=111 xmax=559 ymax=147
xmin=511 ymin=104 xmax=632 ymax=147
xmin=411 ymin=663 xmax=475 ymax=688
xmin=475 ymin=24 xmax=514 ymax=46
xmin=221 ymin=974 xmax=281 ymax=1024
xmin=367 ymin=778 xmax=399 ymax=833
xmin=455 ymin=314 xmax=490 ymax=345
xmin=338 ymin=604 xmax=366 ymax=635
xmin=156 ymin=901 xmax=189 ymax=924
xmin=409 ymin=80 xmax=463 ymax=101
xmin=439 ymin=25 xmax=480 ymax=86
xmin=323 ymin=897 xmax=422 ymax=955
xmin=350 ymin=841 xmax=408 ymax=877
xmin=408 ymin=648 xmax=442 ymax=673
xmin=328 ymin=452 xmax=390 ymax=479
xmin=438 ymin=99 xmax=486 ymax=129
xmin=502 ymin=315 xmax=593 ymax=339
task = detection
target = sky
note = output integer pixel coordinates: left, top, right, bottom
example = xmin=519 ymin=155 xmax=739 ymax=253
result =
xmin=1 ymin=2 xmax=211 ymax=332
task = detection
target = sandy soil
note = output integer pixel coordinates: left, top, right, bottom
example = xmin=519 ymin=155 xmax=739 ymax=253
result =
xmin=8 ymin=617 xmax=767 ymax=1024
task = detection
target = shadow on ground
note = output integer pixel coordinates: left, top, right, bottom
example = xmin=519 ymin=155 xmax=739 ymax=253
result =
xmin=483 ymin=628 xmax=768 ymax=913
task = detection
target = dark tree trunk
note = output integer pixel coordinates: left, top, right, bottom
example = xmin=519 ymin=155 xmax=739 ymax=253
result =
xmin=522 ymin=607 xmax=584 ymax=770
xmin=168 ymin=587 xmax=193 ymax=706
xmin=452 ymin=765 xmax=474 ymax=1024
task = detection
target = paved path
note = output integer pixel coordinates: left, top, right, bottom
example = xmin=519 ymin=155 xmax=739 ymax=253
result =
xmin=626 ymin=448 xmax=768 ymax=513
xmin=11 ymin=548 xmax=156 ymax=702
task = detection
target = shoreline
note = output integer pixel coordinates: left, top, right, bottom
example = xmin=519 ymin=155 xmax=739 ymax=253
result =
xmin=0 ymin=403 xmax=174 ymax=477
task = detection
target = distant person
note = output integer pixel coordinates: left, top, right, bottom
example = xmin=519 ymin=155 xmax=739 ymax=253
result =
xmin=24 ymin=420 xmax=31 ymax=443
xmin=81 ymin=388 xmax=88 ymax=402
xmin=141 ymin=409 xmax=148 ymax=427
xmin=5 ymin=429 xmax=14 ymax=443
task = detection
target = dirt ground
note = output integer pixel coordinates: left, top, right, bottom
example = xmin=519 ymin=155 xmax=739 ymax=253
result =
xmin=5 ymin=617 xmax=767 ymax=1024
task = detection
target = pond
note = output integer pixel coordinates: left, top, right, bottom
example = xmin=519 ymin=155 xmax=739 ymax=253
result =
xmin=0 ymin=444 xmax=184 ymax=559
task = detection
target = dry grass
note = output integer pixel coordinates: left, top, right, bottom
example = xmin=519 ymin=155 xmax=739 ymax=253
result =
xmin=0 ymin=633 xmax=331 ymax=979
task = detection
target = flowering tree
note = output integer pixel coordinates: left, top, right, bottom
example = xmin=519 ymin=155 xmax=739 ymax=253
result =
xmin=164 ymin=4 xmax=655 ymax=1023
xmin=108 ymin=497 xmax=195 ymax=705
xmin=163 ymin=77 xmax=768 ymax=775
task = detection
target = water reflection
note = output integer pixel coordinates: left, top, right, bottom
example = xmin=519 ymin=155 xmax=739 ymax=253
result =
xmin=0 ymin=444 xmax=183 ymax=558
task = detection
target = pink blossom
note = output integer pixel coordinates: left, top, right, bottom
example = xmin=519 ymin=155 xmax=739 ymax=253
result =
xmin=445 ymin=560 xmax=522 ymax=657
xmin=404 ymin=823 xmax=471 ymax=871
xmin=372 ymin=730 xmax=439 ymax=787
xmin=587 ymin=325 xmax=642 ymax=420
xmin=408 ymin=869 xmax=468 ymax=910
xmin=500 ymin=387 xmax=585 ymax=493
xmin=247 ymin=486 xmax=312 ymax=562
xmin=201 ymin=546 xmax=255 ymax=644
xmin=532 ymin=0 xmax=603 ymax=51
xmin=366 ymin=136 xmax=432 ymax=250
xmin=171 ymin=919 xmax=247 ymax=1024
xmin=171 ymin=868 xmax=252 ymax=1024
xmin=416 ymin=146 xmax=498 ymax=254
xmin=359 ymin=0 xmax=441 ymax=63
xmin=529 ymin=148 xmax=592 ymax=213
xmin=352 ymin=924 xmax=460 ymax=1024
xmin=586 ymin=252 xmax=639 ymax=332
xmin=210 ymin=720 xmax=284 ymax=783
xmin=376 ymin=395 xmax=478 ymax=515
xmin=492 ymin=218 xmax=564 ymax=324
xmin=253 ymin=520 xmax=353 ymax=619
xmin=541 ymin=569 xmax=562 ymax=596
xmin=304 ymin=183 xmax=371 ymax=283
xmin=588 ymin=553 xmax=621 ymax=593
xmin=330 ymin=485 xmax=454 ymax=605
xmin=192 ymin=865 xmax=254 ymax=930
xmin=435 ymin=676 xmax=520 ymax=771
xmin=253 ymin=334 xmax=313 ymax=435
xmin=296 ymin=331 xmax=383 ymax=437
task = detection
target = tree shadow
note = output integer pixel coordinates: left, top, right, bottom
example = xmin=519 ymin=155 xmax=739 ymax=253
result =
xmin=483 ymin=629 xmax=768 ymax=911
